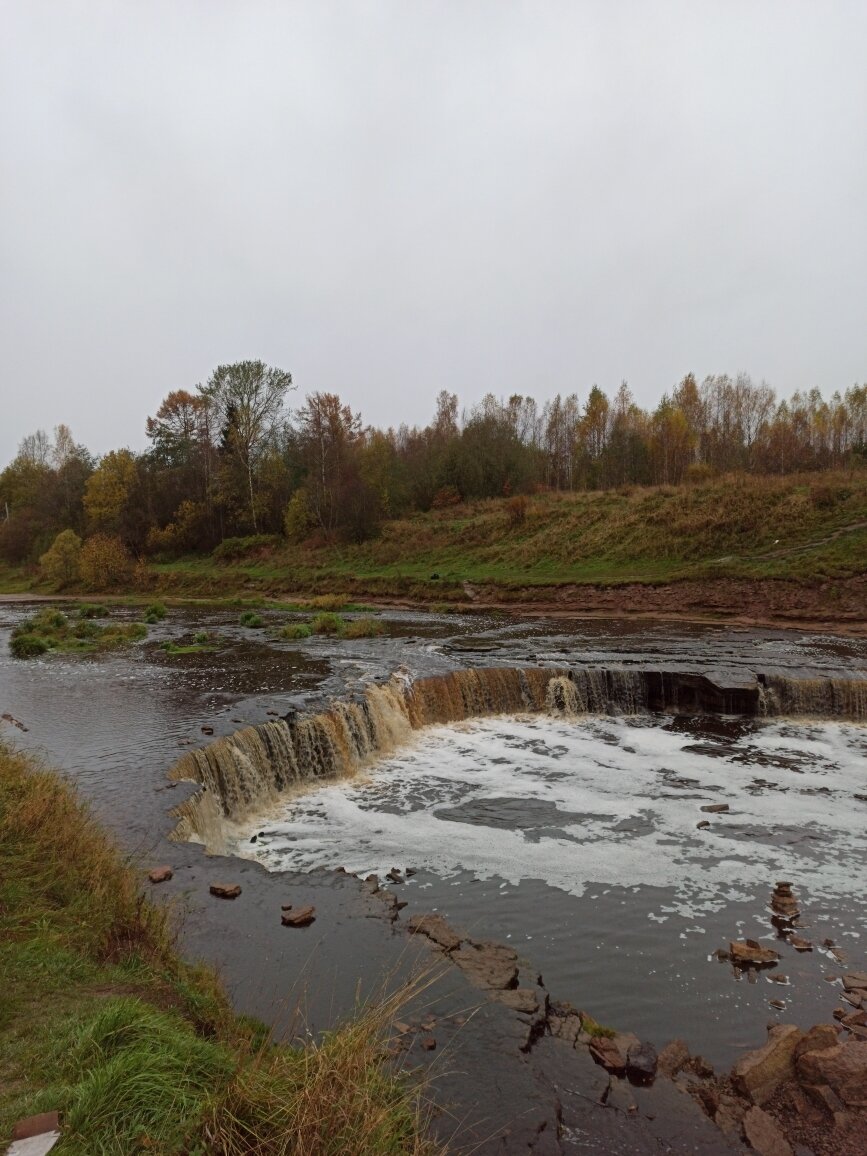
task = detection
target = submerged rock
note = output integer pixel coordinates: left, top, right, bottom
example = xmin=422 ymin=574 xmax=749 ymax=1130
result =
xmin=405 ymin=913 xmax=462 ymax=952
xmin=730 ymin=939 xmax=781 ymax=967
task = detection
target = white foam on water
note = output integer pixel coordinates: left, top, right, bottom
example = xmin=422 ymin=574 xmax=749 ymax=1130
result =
xmin=231 ymin=716 xmax=867 ymax=916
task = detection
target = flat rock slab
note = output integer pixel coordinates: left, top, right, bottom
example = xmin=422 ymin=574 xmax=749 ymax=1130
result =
xmin=281 ymin=905 xmax=316 ymax=927
xmin=742 ymin=1105 xmax=793 ymax=1156
xmin=451 ymin=942 xmax=518 ymax=990
xmin=730 ymin=939 xmax=781 ymax=967
xmin=701 ymin=803 xmax=731 ymax=813
xmin=209 ymin=882 xmax=241 ymax=899
xmin=405 ymin=912 xmax=462 ymax=952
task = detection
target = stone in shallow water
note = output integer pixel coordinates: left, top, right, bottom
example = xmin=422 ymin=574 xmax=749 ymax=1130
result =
xmin=730 ymin=939 xmax=781 ymax=967
xmin=700 ymin=803 xmax=730 ymax=813
xmin=406 ymin=913 xmax=462 ymax=952
xmin=209 ymin=882 xmax=241 ymax=899
xmin=281 ymin=905 xmax=316 ymax=927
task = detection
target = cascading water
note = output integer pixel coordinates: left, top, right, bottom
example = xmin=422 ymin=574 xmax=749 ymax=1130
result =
xmin=169 ymin=665 xmax=867 ymax=849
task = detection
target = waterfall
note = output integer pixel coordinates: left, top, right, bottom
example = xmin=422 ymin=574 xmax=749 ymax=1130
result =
xmin=168 ymin=666 xmax=867 ymax=848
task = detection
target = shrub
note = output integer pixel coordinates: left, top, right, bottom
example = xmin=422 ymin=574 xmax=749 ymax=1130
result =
xmin=431 ymin=485 xmax=462 ymax=509
xmin=280 ymin=622 xmax=312 ymax=640
xmin=194 ymin=631 xmax=210 ymax=644
xmin=39 ymin=529 xmax=82 ymax=586
xmin=213 ymin=535 xmax=280 ymax=562
xmin=343 ymin=617 xmax=385 ymax=639
xmin=239 ymin=610 xmax=264 ymax=628
xmin=143 ymin=602 xmax=167 ymax=624
xmin=684 ymin=462 xmax=716 ymax=486
xmin=10 ymin=633 xmax=50 ymax=658
xmin=283 ymin=489 xmax=313 ymax=544
xmin=79 ymin=535 xmax=133 ymax=590
xmin=311 ymin=612 xmax=344 ymax=636
xmin=78 ymin=604 xmax=108 ymax=619
xmin=505 ymin=495 xmax=528 ymax=527
xmin=308 ymin=593 xmax=347 ymax=612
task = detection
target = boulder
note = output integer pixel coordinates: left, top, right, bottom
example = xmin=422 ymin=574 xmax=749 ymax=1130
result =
xmin=742 ymin=1105 xmax=793 ymax=1156
xmin=281 ymin=905 xmax=316 ymax=927
xmin=589 ymin=1036 xmax=627 ymax=1075
xmin=842 ymin=971 xmax=867 ymax=992
xmin=732 ymin=1024 xmax=804 ymax=1104
xmin=700 ymin=803 xmax=730 ymax=813
xmin=730 ymin=939 xmax=781 ymax=967
xmin=626 ymin=1041 xmax=658 ymax=1084
xmin=796 ymin=1041 xmax=867 ymax=1107
xmin=658 ymin=1038 xmax=690 ymax=1078
xmin=794 ymin=1024 xmax=840 ymax=1059
xmin=452 ymin=941 xmax=518 ymax=990
xmin=148 ymin=865 xmax=173 ymax=884
xmin=209 ymin=882 xmax=241 ymax=899
xmin=405 ymin=913 xmax=461 ymax=952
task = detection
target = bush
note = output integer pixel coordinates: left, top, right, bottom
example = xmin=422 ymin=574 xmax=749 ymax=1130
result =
xmin=342 ymin=617 xmax=385 ymax=639
xmin=144 ymin=602 xmax=167 ymax=620
xmin=239 ymin=610 xmax=264 ymax=628
xmin=283 ymin=489 xmax=313 ymax=544
xmin=10 ymin=633 xmax=50 ymax=658
xmin=311 ymin=612 xmax=344 ymax=636
xmin=39 ymin=529 xmax=82 ymax=586
xmin=213 ymin=535 xmax=280 ymax=562
xmin=78 ymin=604 xmax=108 ymax=619
xmin=194 ymin=631 xmax=210 ymax=644
xmin=431 ymin=485 xmax=462 ymax=509
xmin=308 ymin=593 xmax=347 ymax=612
xmin=280 ymin=622 xmax=312 ymax=640
xmin=79 ymin=535 xmax=133 ymax=590
xmin=505 ymin=495 xmax=528 ymax=527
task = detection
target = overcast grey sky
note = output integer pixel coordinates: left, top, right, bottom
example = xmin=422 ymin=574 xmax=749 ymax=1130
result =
xmin=1 ymin=1 xmax=865 ymax=465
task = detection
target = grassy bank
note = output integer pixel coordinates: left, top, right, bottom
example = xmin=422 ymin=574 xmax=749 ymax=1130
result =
xmin=3 ymin=472 xmax=866 ymax=605
xmin=0 ymin=743 xmax=440 ymax=1154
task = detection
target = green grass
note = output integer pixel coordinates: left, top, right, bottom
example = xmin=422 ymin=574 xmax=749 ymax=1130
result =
xmin=9 ymin=608 xmax=148 ymax=659
xmin=0 ymin=743 xmax=442 ymax=1155
xmin=238 ymin=610 xmax=264 ymax=628
xmin=280 ymin=622 xmax=312 ymax=640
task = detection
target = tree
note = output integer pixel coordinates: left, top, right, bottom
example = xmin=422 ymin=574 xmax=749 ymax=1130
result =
xmin=84 ymin=450 xmax=139 ymax=535
xmin=39 ymin=529 xmax=82 ymax=586
xmin=202 ymin=361 xmax=294 ymax=532
xmin=295 ymin=393 xmax=361 ymax=535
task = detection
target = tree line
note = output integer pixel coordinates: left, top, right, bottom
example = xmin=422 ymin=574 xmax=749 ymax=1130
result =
xmin=2 ymin=360 xmax=865 ymax=574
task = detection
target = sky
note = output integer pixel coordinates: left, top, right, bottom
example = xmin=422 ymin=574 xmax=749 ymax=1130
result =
xmin=1 ymin=1 xmax=866 ymax=465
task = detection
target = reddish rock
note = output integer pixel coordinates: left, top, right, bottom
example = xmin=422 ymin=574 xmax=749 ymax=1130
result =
xmin=589 ymin=1036 xmax=627 ymax=1075
xmin=796 ymin=1041 xmax=867 ymax=1107
xmin=789 ymin=935 xmax=812 ymax=952
xmin=700 ymin=803 xmax=730 ymax=813
xmin=794 ymin=1024 xmax=840 ymax=1059
xmin=732 ymin=1023 xmax=804 ymax=1104
xmin=420 ymin=1035 xmax=437 ymax=1051
xmin=281 ymin=905 xmax=316 ymax=927
xmin=802 ymin=1082 xmax=845 ymax=1115
xmin=730 ymin=939 xmax=781 ymax=967
xmin=657 ymin=1038 xmax=690 ymax=1078
xmin=405 ymin=913 xmax=461 ymax=952
xmin=742 ymin=1105 xmax=793 ymax=1156
xmin=842 ymin=971 xmax=867 ymax=992
xmin=148 ymin=865 xmax=173 ymax=884
xmin=209 ymin=882 xmax=241 ymax=899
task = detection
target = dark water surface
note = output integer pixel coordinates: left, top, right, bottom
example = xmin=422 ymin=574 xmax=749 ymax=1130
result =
xmin=2 ymin=601 xmax=865 ymax=1074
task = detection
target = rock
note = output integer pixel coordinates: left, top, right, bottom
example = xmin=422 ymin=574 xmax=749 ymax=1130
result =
xmin=589 ymin=1036 xmax=627 ymax=1075
xmin=405 ymin=867 xmax=417 ymax=877
xmin=842 ymin=1010 xmax=867 ymax=1029
xmin=794 ymin=1024 xmax=840 ymax=1059
xmin=796 ymin=1041 xmax=867 ymax=1107
xmin=701 ymin=803 xmax=730 ymax=813
xmin=802 ymin=1082 xmax=845 ymax=1115
xmin=209 ymin=882 xmax=241 ymax=899
xmin=691 ymin=1054 xmax=715 ymax=1080
xmin=604 ymin=1076 xmax=637 ymax=1113
xmin=697 ymin=820 xmax=711 ymax=829
xmin=626 ymin=1041 xmax=658 ymax=1084
xmin=715 ymin=1095 xmax=746 ymax=1136
xmin=548 ymin=1011 xmax=582 ymax=1044
xmin=421 ymin=1035 xmax=436 ymax=1051
xmin=11 ymin=1112 xmax=61 ymax=1141
xmin=148 ymin=865 xmax=173 ymax=884
xmin=405 ymin=913 xmax=461 ymax=952
xmin=742 ymin=1105 xmax=794 ymax=1156
xmin=730 ymin=939 xmax=781 ymax=967
xmin=789 ymin=935 xmax=812 ymax=952
xmin=769 ymin=999 xmax=786 ymax=1011
xmin=658 ymin=1038 xmax=691 ymax=1078
xmin=201 ymin=725 xmax=214 ymax=735
xmin=496 ymin=988 xmax=539 ymax=1015
xmin=452 ymin=941 xmax=518 ymax=990
xmin=385 ymin=868 xmax=404 ymax=884
xmin=393 ymin=1020 xmax=412 ymax=1035
xmin=842 ymin=971 xmax=867 ymax=992
xmin=842 ymin=990 xmax=863 ymax=1009
xmin=732 ymin=1024 xmax=804 ymax=1104
xmin=281 ymin=905 xmax=316 ymax=927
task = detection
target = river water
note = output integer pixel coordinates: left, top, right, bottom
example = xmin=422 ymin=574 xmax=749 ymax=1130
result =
xmin=2 ymin=601 xmax=866 ymax=1070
